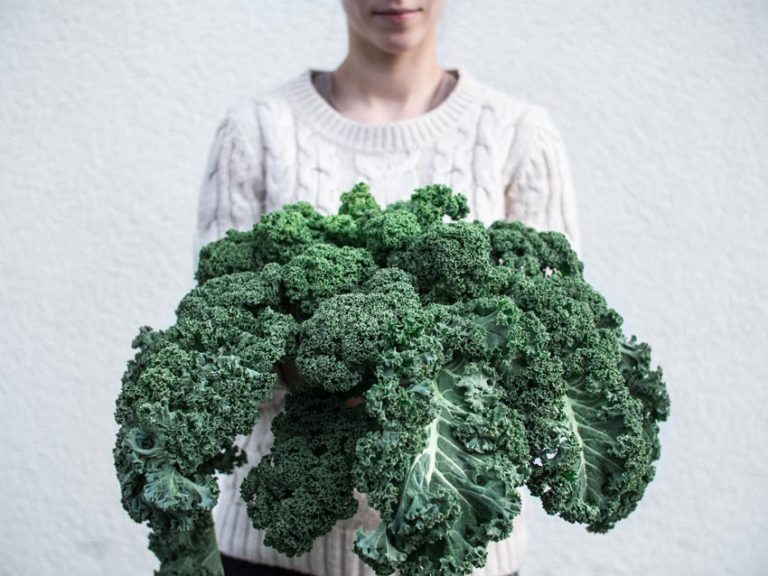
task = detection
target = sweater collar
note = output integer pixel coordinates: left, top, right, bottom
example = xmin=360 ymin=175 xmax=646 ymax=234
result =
xmin=282 ymin=66 xmax=483 ymax=152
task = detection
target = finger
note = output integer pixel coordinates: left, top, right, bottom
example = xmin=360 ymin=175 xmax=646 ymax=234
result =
xmin=345 ymin=396 xmax=365 ymax=408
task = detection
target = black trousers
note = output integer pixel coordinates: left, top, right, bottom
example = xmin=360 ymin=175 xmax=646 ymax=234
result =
xmin=221 ymin=552 xmax=519 ymax=576
xmin=221 ymin=554 xmax=306 ymax=576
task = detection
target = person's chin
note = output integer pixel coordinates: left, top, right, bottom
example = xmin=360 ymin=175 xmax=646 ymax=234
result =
xmin=370 ymin=32 xmax=424 ymax=53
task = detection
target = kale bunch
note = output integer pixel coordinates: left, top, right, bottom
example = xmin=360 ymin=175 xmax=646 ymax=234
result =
xmin=114 ymin=182 xmax=669 ymax=576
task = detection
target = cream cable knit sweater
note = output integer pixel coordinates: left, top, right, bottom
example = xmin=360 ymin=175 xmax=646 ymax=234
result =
xmin=192 ymin=67 xmax=581 ymax=576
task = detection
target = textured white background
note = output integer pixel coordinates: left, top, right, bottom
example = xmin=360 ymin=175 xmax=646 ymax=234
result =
xmin=1 ymin=1 xmax=766 ymax=575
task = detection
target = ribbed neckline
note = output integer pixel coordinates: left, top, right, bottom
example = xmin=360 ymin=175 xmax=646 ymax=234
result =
xmin=282 ymin=66 xmax=483 ymax=152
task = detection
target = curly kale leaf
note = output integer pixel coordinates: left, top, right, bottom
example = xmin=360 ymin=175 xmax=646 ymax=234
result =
xmin=240 ymin=395 xmax=375 ymax=556
xmin=251 ymin=201 xmax=326 ymax=265
xmin=113 ymin=329 xmax=255 ymax=576
xmin=619 ymin=335 xmax=671 ymax=442
xmin=145 ymin=509 xmax=223 ymax=576
xmin=114 ymin=268 xmax=297 ymax=574
xmin=354 ymin=305 xmax=530 ymax=576
xmin=322 ymin=181 xmax=383 ymax=246
xmin=487 ymin=220 xmax=583 ymax=277
xmin=600 ymin=334 xmax=670 ymax=528
xmin=295 ymin=269 xmax=427 ymax=393
xmin=194 ymin=229 xmax=260 ymax=286
xmin=503 ymin=272 xmax=662 ymax=532
xmin=393 ymin=222 xmax=505 ymax=304
xmin=282 ymin=243 xmax=378 ymax=318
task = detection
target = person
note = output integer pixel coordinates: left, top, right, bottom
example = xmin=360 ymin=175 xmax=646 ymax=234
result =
xmin=192 ymin=1 xmax=581 ymax=575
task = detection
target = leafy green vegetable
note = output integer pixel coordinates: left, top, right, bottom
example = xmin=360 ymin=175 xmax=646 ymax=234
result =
xmin=354 ymin=302 xmax=531 ymax=576
xmin=240 ymin=394 xmax=374 ymax=556
xmin=114 ymin=182 xmax=669 ymax=576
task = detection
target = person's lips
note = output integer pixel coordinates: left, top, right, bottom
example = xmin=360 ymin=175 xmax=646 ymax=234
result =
xmin=372 ymin=7 xmax=422 ymax=21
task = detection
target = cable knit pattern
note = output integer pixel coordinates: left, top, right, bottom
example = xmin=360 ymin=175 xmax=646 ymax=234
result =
xmin=191 ymin=67 xmax=581 ymax=576
xmin=193 ymin=111 xmax=266 ymax=261
xmin=502 ymin=106 xmax=581 ymax=252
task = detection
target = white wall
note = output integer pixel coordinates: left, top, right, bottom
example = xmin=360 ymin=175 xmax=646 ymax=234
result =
xmin=1 ymin=1 xmax=765 ymax=575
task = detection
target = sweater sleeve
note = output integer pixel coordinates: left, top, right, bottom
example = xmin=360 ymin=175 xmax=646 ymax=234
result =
xmin=192 ymin=106 xmax=267 ymax=275
xmin=503 ymin=105 xmax=582 ymax=254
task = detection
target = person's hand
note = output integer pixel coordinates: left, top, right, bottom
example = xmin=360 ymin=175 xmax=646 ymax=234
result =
xmin=277 ymin=357 xmax=365 ymax=408
xmin=344 ymin=395 xmax=365 ymax=408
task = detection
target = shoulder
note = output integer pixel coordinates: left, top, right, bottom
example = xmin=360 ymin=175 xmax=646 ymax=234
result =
xmin=217 ymin=73 xmax=302 ymax=146
xmin=465 ymin=70 xmax=554 ymax=134
xmin=464 ymin=70 xmax=563 ymax=176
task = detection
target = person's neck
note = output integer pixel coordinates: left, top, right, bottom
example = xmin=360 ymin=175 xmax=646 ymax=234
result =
xmin=326 ymin=38 xmax=452 ymax=123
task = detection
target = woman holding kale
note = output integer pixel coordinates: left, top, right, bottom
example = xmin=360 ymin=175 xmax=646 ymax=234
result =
xmin=193 ymin=1 xmax=580 ymax=574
